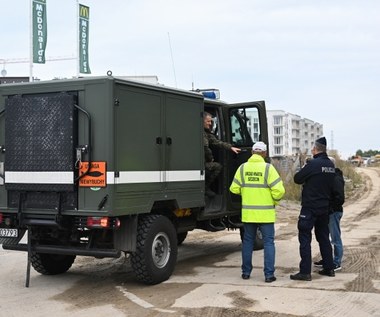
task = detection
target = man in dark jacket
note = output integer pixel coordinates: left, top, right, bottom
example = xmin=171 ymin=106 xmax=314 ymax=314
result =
xmin=314 ymin=157 xmax=345 ymax=271
xmin=203 ymin=112 xmax=240 ymax=197
xmin=290 ymin=137 xmax=336 ymax=281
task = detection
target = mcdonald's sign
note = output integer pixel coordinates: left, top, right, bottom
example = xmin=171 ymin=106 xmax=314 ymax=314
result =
xmin=32 ymin=0 xmax=47 ymax=64
xmin=79 ymin=4 xmax=89 ymax=19
xmin=78 ymin=4 xmax=91 ymax=74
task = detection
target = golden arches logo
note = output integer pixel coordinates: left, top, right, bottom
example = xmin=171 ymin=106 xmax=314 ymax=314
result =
xmin=79 ymin=5 xmax=89 ymax=19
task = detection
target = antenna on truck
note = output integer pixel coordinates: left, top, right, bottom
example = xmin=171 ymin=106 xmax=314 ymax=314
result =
xmin=167 ymin=32 xmax=178 ymax=88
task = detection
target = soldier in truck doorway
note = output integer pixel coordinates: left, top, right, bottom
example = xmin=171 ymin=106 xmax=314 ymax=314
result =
xmin=203 ymin=112 xmax=241 ymax=197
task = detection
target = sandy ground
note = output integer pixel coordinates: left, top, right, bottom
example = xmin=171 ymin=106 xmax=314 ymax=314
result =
xmin=0 ymin=167 xmax=379 ymax=317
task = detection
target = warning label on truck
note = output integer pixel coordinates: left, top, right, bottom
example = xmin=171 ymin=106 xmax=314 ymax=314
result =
xmin=79 ymin=162 xmax=106 ymax=187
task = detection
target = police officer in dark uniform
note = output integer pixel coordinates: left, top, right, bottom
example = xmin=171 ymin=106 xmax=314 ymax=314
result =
xmin=290 ymin=137 xmax=336 ymax=281
xmin=203 ymin=112 xmax=240 ymax=197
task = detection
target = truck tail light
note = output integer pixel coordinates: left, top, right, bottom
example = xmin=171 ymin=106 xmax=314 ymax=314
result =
xmin=0 ymin=213 xmax=13 ymax=226
xmin=86 ymin=217 xmax=120 ymax=229
xmin=87 ymin=217 xmax=109 ymax=228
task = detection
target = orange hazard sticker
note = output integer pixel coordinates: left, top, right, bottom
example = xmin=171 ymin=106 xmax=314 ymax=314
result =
xmin=79 ymin=161 xmax=106 ymax=187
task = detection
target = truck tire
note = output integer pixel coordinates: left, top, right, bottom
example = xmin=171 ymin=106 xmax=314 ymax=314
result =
xmin=177 ymin=231 xmax=188 ymax=245
xmin=31 ymin=253 xmax=76 ymax=275
xmin=131 ymin=215 xmax=178 ymax=285
xmin=239 ymin=227 xmax=264 ymax=251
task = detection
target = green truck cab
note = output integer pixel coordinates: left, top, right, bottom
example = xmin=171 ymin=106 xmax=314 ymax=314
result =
xmin=0 ymin=76 xmax=268 ymax=285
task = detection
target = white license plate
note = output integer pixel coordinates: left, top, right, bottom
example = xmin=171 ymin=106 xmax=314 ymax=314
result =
xmin=0 ymin=228 xmax=18 ymax=238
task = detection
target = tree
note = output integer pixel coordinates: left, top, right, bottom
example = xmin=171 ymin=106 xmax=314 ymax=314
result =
xmin=355 ymin=149 xmax=380 ymax=157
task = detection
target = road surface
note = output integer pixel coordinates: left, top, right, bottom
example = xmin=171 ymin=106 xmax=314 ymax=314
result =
xmin=0 ymin=167 xmax=379 ymax=317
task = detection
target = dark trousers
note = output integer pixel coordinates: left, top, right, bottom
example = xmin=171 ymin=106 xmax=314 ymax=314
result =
xmin=297 ymin=207 xmax=334 ymax=274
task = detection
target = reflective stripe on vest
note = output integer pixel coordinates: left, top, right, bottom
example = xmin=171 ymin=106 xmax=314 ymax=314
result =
xmin=239 ymin=162 xmax=270 ymax=188
xmin=242 ymin=204 xmax=275 ymax=209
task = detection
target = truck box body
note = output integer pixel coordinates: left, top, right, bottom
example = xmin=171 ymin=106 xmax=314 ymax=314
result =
xmin=0 ymin=77 xmax=204 ymax=218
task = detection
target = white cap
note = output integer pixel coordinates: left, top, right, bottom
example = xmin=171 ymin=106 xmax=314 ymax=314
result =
xmin=252 ymin=141 xmax=267 ymax=152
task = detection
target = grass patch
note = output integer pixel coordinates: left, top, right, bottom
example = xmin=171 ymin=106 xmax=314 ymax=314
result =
xmin=273 ymin=157 xmax=363 ymax=202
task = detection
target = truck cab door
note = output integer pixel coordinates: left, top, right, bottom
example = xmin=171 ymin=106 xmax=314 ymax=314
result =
xmin=224 ymin=101 xmax=268 ymax=212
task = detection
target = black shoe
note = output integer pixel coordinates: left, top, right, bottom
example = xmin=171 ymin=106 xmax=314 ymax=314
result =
xmin=290 ymin=272 xmax=312 ymax=281
xmin=314 ymin=260 xmax=323 ymax=267
xmin=318 ymin=268 xmax=335 ymax=277
xmin=334 ymin=264 xmax=342 ymax=271
xmin=241 ymin=274 xmax=250 ymax=280
xmin=265 ymin=276 xmax=276 ymax=283
xmin=205 ymin=189 xmax=216 ymax=198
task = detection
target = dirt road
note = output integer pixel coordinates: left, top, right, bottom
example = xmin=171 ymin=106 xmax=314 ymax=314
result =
xmin=0 ymin=167 xmax=379 ymax=317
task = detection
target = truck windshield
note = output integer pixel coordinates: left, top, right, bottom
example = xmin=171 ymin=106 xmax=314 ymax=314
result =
xmin=229 ymin=107 xmax=260 ymax=147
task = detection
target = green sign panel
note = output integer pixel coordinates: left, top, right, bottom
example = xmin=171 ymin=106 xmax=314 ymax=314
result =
xmin=79 ymin=4 xmax=91 ymax=74
xmin=32 ymin=0 xmax=47 ymax=64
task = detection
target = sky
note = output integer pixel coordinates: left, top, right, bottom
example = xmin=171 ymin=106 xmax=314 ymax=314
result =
xmin=1 ymin=0 xmax=380 ymax=159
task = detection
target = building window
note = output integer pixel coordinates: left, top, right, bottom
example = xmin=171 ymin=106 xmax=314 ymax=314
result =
xmin=274 ymin=146 xmax=282 ymax=155
xmin=273 ymin=116 xmax=282 ymax=125
xmin=274 ymin=127 xmax=282 ymax=135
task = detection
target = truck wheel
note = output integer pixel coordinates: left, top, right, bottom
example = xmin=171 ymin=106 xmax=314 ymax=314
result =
xmin=177 ymin=231 xmax=188 ymax=245
xmin=239 ymin=227 xmax=264 ymax=250
xmin=131 ymin=215 xmax=178 ymax=285
xmin=31 ymin=253 xmax=76 ymax=275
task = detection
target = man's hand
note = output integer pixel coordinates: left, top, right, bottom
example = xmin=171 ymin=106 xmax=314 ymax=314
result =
xmin=231 ymin=147 xmax=241 ymax=154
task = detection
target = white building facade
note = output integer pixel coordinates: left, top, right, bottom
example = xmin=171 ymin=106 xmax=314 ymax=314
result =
xmin=266 ymin=110 xmax=323 ymax=158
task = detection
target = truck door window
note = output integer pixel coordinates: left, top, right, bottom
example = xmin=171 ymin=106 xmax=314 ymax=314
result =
xmin=229 ymin=107 xmax=259 ymax=146
xmin=211 ymin=114 xmax=219 ymax=137
xmin=205 ymin=108 xmax=220 ymax=138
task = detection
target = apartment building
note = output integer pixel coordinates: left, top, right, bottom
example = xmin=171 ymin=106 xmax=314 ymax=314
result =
xmin=266 ymin=110 xmax=323 ymax=158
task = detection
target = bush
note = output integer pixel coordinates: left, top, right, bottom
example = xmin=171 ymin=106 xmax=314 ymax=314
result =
xmin=336 ymin=158 xmax=363 ymax=198
xmin=273 ymin=157 xmax=362 ymax=202
xmin=279 ymin=170 xmax=302 ymax=201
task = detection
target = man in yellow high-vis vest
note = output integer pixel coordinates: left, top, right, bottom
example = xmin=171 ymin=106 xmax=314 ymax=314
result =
xmin=230 ymin=141 xmax=285 ymax=283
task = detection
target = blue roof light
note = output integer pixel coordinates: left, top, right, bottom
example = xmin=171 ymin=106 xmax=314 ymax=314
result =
xmin=196 ymin=89 xmax=220 ymax=100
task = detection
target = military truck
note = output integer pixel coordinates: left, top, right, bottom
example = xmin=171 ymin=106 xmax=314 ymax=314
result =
xmin=0 ymin=76 xmax=268 ymax=286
